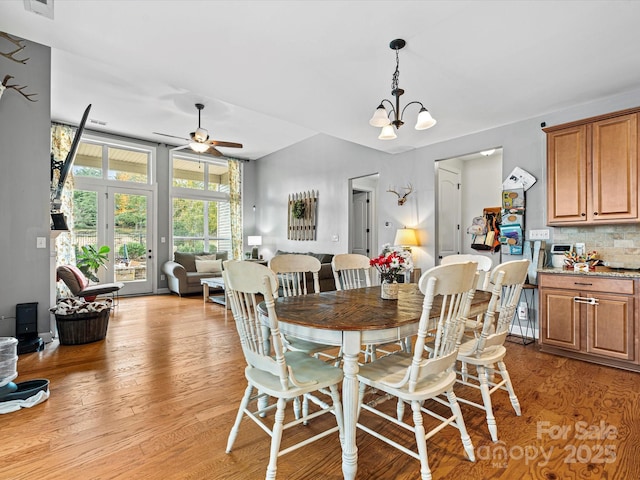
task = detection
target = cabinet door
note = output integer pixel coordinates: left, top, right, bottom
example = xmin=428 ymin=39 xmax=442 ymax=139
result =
xmin=591 ymin=113 xmax=638 ymax=222
xmin=540 ymin=288 xmax=581 ymax=351
xmin=547 ymin=126 xmax=588 ymax=224
xmin=586 ymin=292 xmax=635 ymax=361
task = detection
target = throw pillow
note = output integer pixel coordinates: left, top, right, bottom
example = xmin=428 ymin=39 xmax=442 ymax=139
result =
xmin=195 ymin=254 xmax=218 ymax=262
xmin=195 ymin=258 xmax=223 ymax=273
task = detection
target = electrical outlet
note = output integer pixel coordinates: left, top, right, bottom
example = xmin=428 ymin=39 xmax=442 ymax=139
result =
xmin=529 ymin=229 xmax=550 ymax=240
xmin=160 ymin=274 xmax=166 ymax=281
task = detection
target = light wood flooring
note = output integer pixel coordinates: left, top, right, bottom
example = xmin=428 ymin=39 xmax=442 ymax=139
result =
xmin=2 ymin=294 xmax=639 ymax=479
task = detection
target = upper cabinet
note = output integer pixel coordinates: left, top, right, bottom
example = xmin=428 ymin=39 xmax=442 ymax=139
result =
xmin=545 ymin=109 xmax=639 ymax=225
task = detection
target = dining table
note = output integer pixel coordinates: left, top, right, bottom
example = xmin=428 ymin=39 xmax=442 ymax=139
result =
xmin=270 ymin=282 xmax=492 ymax=480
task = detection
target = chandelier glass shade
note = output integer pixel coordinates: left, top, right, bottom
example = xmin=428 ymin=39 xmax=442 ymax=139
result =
xmin=369 ymin=39 xmax=436 ymax=139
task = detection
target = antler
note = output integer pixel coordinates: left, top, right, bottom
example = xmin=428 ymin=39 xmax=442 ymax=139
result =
xmin=0 ymin=75 xmax=38 ymax=102
xmin=387 ymin=183 xmax=413 ymax=206
xmin=0 ymin=32 xmax=29 ymax=64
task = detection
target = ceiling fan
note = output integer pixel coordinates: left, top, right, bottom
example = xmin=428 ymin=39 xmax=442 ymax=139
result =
xmin=155 ymin=103 xmax=243 ymax=157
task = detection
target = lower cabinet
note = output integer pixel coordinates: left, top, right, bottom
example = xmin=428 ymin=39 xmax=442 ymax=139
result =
xmin=539 ymin=272 xmax=638 ymax=370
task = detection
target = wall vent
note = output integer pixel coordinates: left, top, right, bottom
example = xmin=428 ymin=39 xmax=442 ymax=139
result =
xmin=23 ymin=0 xmax=54 ymax=20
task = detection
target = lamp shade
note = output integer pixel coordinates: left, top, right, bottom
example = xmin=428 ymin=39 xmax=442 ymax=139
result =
xmin=415 ymin=108 xmax=436 ymax=130
xmin=378 ymin=124 xmax=397 ymax=140
xmin=394 ymin=228 xmax=418 ymax=247
xmin=369 ymin=105 xmax=391 ymax=127
xmin=247 ymin=236 xmax=262 ymax=246
xmin=189 ymin=141 xmax=209 ymax=153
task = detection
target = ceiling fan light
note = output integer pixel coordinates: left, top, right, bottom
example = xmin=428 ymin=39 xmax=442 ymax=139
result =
xmin=415 ymin=108 xmax=436 ymax=130
xmin=189 ymin=141 xmax=209 ymax=153
xmin=378 ymin=124 xmax=397 ymax=140
xmin=369 ymin=105 xmax=391 ymax=127
xmin=193 ymin=127 xmax=209 ymax=142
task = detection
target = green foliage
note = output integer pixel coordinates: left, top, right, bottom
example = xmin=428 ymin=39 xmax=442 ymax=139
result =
xmin=76 ymin=245 xmax=110 ymax=282
xmin=119 ymin=242 xmax=145 ymax=260
xmin=73 ymin=190 xmax=98 ymax=230
xmin=292 ymin=200 xmax=306 ymax=219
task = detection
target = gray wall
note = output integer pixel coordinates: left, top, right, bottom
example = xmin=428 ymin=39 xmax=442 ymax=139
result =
xmin=253 ymin=87 xmax=640 ymax=275
xmin=0 ymin=37 xmax=51 ymax=337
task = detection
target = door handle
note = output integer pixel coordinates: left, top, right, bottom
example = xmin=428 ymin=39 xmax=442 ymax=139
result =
xmin=573 ymin=296 xmax=599 ymax=305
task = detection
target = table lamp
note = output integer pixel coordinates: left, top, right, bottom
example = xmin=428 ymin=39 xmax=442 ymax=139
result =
xmin=394 ymin=228 xmax=419 ymax=251
xmin=248 ymin=236 xmax=262 ymax=259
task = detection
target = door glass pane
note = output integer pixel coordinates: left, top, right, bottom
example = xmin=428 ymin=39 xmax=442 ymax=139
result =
xmin=73 ymin=142 xmax=102 ymax=178
xmin=72 ymin=189 xmax=99 ymax=275
xmin=108 ymin=147 xmax=148 ymax=183
xmin=114 ymin=193 xmax=148 ymax=283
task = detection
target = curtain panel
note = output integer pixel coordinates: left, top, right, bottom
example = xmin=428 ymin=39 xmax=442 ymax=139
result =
xmin=228 ymin=158 xmax=243 ymax=261
xmin=51 ymin=122 xmax=77 ymax=297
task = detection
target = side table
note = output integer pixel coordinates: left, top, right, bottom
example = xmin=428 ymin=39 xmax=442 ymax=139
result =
xmin=201 ymin=277 xmax=229 ymax=309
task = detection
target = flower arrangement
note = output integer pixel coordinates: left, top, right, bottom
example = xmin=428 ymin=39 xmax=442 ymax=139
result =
xmin=564 ymin=250 xmax=600 ymax=267
xmin=370 ymin=243 xmax=414 ymax=283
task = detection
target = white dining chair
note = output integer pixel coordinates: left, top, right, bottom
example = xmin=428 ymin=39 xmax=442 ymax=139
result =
xmin=454 ymin=259 xmax=529 ymax=442
xmin=269 ymin=254 xmax=340 ymax=419
xmin=442 ymin=254 xmax=493 ymax=333
xmin=331 ymin=253 xmax=372 ymax=290
xmin=331 ymin=253 xmax=405 ymax=361
xmin=223 ymin=261 xmax=344 ymax=480
xmin=356 ymin=262 xmax=478 ymax=480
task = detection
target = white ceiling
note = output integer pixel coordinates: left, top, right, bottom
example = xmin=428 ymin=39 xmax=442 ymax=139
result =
xmin=2 ymin=1 xmax=640 ymax=161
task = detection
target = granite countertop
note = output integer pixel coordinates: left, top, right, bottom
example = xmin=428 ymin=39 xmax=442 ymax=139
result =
xmin=538 ymin=266 xmax=640 ymax=279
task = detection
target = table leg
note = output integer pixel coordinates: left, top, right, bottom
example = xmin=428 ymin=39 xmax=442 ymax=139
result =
xmin=341 ymin=331 xmax=360 ymax=480
xmin=203 ymin=283 xmax=209 ymax=304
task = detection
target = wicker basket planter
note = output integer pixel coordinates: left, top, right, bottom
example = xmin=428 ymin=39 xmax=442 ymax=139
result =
xmin=51 ymin=298 xmax=112 ymax=345
xmin=55 ymin=309 xmax=110 ymax=345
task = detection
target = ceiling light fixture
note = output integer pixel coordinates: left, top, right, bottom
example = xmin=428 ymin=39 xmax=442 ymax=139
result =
xmin=369 ymin=38 xmax=436 ymax=140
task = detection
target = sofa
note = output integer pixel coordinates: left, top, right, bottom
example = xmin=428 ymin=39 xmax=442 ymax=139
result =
xmin=163 ymin=251 xmax=228 ymax=296
xmin=272 ymin=250 xmax=335 ymax=292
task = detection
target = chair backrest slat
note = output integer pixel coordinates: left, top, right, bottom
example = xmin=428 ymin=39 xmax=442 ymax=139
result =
xmin=269 ymin=254 xmax=321 ymax=297
xmin=331 ymin=253 xmax=372 ymax=290
xmin=441 ymin=254 xmax=493 ymax=291
xmin=396 ymin=262 xmax=479 ymax=393
xmin=473 ymin=259 xmax=530 ymax=355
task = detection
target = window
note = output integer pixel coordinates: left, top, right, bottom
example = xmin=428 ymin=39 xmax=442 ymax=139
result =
xmin=170 ymin=153 xmax=231 ymax=255
xmin=74 ymin=141 xmax=151 ymax=184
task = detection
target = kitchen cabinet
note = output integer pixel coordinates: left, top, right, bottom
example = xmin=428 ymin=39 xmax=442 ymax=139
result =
xmin=539 ymin=272 xmax=638 ymax=371
xmin=545 ymin=109 xmax=639 ymax=225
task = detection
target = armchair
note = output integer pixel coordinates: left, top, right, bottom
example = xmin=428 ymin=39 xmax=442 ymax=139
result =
xmin=56 ymin=265 xmax=124 ymax=301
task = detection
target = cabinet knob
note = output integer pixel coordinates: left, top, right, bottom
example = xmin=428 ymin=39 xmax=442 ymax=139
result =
xmin=581 ymin=213 xmax=586 ymax=217
xmin=594 ymin=212 xmax=599 ymax=216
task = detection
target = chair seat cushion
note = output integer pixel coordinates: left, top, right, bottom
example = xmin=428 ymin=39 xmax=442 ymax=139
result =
xmin=245 ymin=351 xmax=343 ymax=397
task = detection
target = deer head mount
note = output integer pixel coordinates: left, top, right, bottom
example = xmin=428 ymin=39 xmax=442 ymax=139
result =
xmin=0 ymin=75 xmax=37 ymax=102
xmin=387 ymin=183 xmax=413 ymax=206
xmin=0 ymin=32 xmax=29 ymax=64
xmin=0 ymin=32 xmax=38 ymax=103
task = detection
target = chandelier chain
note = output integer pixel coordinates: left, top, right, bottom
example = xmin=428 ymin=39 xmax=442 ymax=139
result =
xmin=391 ymin=47 xmax=400 ymax=92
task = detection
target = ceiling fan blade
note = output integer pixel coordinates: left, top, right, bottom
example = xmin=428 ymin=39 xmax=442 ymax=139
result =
xmin=153 ymin=132 xmax=189 ymax=141
xmin=208 ymin=140 xmax=243 ymax=149
xmin=207 ymin=146 xmax=223 ymax=156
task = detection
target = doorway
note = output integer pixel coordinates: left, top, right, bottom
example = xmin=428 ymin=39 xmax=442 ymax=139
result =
xmin=349 ymin=173 xmax=378 ymax=257
xmin=73 ymin=185 xmax=154 ymax=295
xmin=435 ymin=148 xmax=503 ymax=265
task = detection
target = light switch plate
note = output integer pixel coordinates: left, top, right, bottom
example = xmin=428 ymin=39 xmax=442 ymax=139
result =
xmin=529 ymin=229 xmax=550 ymax=240
xmin=36 ymin=237 xmax=46 ymax=248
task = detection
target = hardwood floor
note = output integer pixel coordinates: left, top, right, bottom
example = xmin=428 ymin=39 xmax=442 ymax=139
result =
xmin=2 ymin=294 xmax=639 ymax=479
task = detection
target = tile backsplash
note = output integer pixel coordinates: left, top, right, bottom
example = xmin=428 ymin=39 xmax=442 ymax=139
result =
xmin=553 ymin=225 xmax=640 ymax=264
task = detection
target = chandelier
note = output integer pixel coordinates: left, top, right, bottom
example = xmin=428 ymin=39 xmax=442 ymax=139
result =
xmin=369 ymin=39 xmax=436 ymax=140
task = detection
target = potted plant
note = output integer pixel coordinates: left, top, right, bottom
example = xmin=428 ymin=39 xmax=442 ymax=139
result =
xmin=370 ymin=243 xmax=413 ymax=300
xmin=76 ymin=245 xmax=111 ymax=283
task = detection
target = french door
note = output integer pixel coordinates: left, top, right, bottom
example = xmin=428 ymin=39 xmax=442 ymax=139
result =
xmin=73 ymin=186 xmax=154 ymax=295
